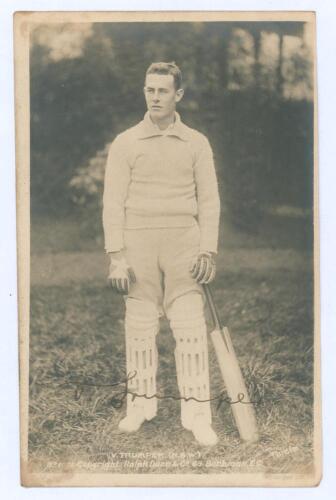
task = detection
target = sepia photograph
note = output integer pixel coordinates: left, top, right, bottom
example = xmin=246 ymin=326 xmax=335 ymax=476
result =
xmin=15 ymin=10 xmax=319 ymax=487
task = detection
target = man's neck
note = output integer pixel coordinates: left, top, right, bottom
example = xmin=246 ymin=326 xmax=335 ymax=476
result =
xmin=149 ymin=112 xmax=176 ymax=131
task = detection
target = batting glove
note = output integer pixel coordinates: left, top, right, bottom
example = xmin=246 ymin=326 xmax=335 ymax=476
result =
xmin=108 ymin=256 xmax=136 ymax=294
xmin=190 ymin=252 xmax=216 ymax=284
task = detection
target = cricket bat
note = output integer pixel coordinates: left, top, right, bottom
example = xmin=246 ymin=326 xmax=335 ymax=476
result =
xmin=203 ymin=284 xmax=259 ymax=443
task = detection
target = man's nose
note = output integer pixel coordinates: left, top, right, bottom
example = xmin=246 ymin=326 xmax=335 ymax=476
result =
xmin=152 ymin=91 xmax=160 ymax=101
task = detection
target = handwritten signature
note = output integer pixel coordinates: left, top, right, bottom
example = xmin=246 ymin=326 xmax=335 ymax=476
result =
xmin=45 ymin=371 xmax=262 ymax=410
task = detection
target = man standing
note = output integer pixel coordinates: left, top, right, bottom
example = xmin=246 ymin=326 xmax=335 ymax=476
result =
xmin=103 ymin=62 xmax=220 ymax=446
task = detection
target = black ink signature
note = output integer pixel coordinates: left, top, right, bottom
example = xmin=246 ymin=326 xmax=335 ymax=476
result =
xmin=41 ymin=371 xmax=263 ymax=410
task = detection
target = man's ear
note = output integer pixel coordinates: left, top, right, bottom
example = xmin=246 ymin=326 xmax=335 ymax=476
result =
xmin=175 ymin=88 xmax=184 ymax=103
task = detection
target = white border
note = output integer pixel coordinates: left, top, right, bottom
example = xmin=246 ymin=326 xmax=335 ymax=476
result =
xmin=1 ymin=0 xmax=336 ymax=498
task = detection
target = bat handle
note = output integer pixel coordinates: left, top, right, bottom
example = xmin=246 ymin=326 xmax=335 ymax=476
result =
xmin=203 ymin=284 xmax=223 ymax=331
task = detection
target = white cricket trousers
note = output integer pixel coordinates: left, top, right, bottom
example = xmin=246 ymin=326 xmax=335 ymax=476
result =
xmin=123 ymin=223 xmax=212 ymax=429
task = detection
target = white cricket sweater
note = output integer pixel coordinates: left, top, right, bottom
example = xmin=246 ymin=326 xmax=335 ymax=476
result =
xmin=103 ymin=111 xmax=220 ymax=253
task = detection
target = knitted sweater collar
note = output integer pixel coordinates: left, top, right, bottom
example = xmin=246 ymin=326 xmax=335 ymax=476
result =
xmin=139 ymin=111 xmax=189 ymax=141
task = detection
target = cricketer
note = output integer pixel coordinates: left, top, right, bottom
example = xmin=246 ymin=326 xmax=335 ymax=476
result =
xmin=103 ymin=62 xmax=221 ymax=446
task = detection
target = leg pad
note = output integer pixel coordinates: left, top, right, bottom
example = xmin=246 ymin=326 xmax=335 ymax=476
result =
xmin=125 ymin=299 xmax=159 ymax=421
xmin=168 ymin=293 xmax=212 ymax=429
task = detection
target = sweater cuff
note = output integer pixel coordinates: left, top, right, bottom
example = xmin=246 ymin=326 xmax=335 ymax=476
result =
xmin=199 ymin=228 xmax=218 ymax=254
xmin=104 ymin=228 xmax=124 ymax=253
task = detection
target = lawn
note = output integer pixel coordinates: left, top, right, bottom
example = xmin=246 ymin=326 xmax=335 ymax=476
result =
xmin=28 ymin=215 xmax=315 ymax=476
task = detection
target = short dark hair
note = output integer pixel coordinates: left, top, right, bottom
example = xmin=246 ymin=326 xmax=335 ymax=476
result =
xmin=145 ymin=61 xmax=182 ymax=90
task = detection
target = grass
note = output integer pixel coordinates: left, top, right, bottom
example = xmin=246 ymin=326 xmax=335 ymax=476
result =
xmin=28 ymin=262 xmax=314 ymax=475
xmin=31 ymin=209 xmax=313 ymax=255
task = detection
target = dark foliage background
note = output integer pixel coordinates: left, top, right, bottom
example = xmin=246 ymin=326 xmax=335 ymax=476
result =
xmin=30 ymin=21 xmax=314 ymax=233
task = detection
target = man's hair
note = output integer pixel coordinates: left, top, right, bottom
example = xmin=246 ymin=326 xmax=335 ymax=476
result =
xmin=145 ymin=61 xmax=182 ymax=90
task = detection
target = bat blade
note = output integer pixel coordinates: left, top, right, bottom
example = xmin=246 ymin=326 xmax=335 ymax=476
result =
xmin=210 ymin=326 xmax=259 ymax=443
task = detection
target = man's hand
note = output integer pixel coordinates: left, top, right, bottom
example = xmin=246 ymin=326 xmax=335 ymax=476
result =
xmin=107 ymin=250 xmax=136 ymax=294
xmin=190 ymin=252 xmax=216 ymax=284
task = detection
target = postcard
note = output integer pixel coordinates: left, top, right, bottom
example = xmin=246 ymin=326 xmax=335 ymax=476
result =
xmin=15 ymin=10 xmax=320 ymax=487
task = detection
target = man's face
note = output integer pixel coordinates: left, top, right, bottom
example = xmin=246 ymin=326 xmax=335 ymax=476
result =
xmin=144 ymin=73 xmax=184 ymax=121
